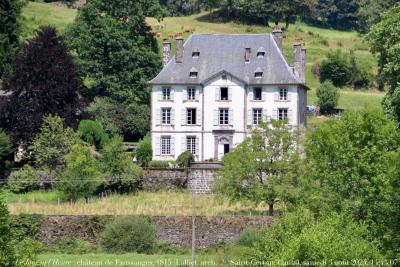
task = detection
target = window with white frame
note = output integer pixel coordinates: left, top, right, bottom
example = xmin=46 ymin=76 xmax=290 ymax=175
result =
xmin=186 ymin=136 xmax=196 ymax=155
xmin=220 ymin=87 xmax=228 ymax=100
xmin=278 ymin=108 xmax=288 ymax=120
xmin=187 ymin=108 xmax=197 ymax=125
xmin=219 ymin=108 xmax=229 ymax=125
xmin=187 ymin=87 xmax=196 ymax=100
xmin=161 ymin=136 xmax=171 ymax=155
xmin=279 ymin=88 xmax=288 ymax=101
xmin=161 ymin=108 xmax=171 ymax=124
xmin=254 ymin=87 xmax=262 ymax=100
xmin=253 ymin=108 xmax=262 ymax=125
xmin=162 ymin=87 xmax=171 ymax=100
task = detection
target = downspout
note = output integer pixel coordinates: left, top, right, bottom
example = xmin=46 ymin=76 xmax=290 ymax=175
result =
xmin=201 ymin=84 xmax=205 ymax=161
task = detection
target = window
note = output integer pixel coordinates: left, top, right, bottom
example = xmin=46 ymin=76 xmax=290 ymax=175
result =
xmin=189 ymin=71 xmax=198 ymax=78
xmin=279 ymin=88 xmax=288 ymax=101
xmin=186 ymin=136 xmax=196 ymax=155
xmin=161 ymin=136 xmax=171 ymax=155
xmin=221 ymin=74 xmax=227 ymax=80
xmin=278 ymin=108 xmax=288 ymax=121
xmin=187 ymin=108 xmax=197 ymax=125
xmin=253 ymin=87 xmax=262 ymax=100
xmin=192 ymin=51 xmax=200 ymax=57
xmin=255 ymin=71 xmax=263 ymax=78
xmin=161 ymin=108 xmax=171 ymax=124
xmin=219 ymin=108 xmax=229 ymax=125
xmin=162 ymin=87 xmax=171 ymax=100
xmin=245 ymin=48 xmax=251 ymax=62
xmin=220 ymin=87 xmax=228 ymax=100
xmin=253 ymin=108 xmax=262 ymax=125
xmin=187 ymin=87 xmax=196 ymax=100
xmin=257 ymin=51 xmax=265 ymax=58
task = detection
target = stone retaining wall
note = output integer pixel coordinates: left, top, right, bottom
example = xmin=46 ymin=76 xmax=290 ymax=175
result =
xmin=39 ymin=215 xmax=274 ymax=247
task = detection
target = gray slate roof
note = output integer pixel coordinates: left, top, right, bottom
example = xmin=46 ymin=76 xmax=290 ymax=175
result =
xmin=149 ymin=34 xmax=303 ymax=86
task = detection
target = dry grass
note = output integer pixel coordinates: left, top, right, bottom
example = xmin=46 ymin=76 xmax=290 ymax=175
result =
xmin=7 ymin=191 xmax=269 ymax=216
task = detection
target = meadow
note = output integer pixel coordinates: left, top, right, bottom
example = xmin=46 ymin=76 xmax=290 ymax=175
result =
xmin=20 ymin=2 xmax=385 ymax=112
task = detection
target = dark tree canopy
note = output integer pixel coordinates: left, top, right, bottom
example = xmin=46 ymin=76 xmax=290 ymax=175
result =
xmin=67 ymin=0 xmax=162 ymax=104
xmin=1 ymin=26 xmax=83 ymax=143
xmin=0 ymin=0 xmax=22 ymax=78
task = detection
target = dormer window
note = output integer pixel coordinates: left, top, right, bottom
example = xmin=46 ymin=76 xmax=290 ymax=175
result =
xmin=189 ymin=71 xmax=198 ymax=78
xmin=257 ymin=47 xmax=266 ymax=58
xmin=255 ymin=72 xmax=263 ymax=78
xmin=245 ymin=48 xmax=251 ymax=62
xmin=192 ymin=51 xmax=200 ymax=57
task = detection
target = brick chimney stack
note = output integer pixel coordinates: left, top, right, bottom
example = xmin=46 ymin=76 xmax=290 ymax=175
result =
xmin=162 ymin=41 xmax=171 ymax=67
xmin=272 ymin=23 xmax=283 ymax=51
xmin=293 ymin=40 xmax=306 ymax=83
xmin=175 ymin=33 xmax=184 ymax=63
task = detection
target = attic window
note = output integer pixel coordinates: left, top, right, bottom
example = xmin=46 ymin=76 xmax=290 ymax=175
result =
xmin=245 ymin=48 xmax=251 ymax=62
xmin=257 ymin=51 xmax=265 ymax=58
xmin=192 ymin=51 xmax=200 ymax=57
xmin=222 ymin=74 xmax=227 ymax=80
xmin=255 ymin=72 xmax=263 ymax=78
xmin=189 ymin=71 xmax=198 ymax=78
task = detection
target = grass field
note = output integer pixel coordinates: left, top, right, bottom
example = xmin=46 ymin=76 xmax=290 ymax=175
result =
xmin=20 ymin=2 xmax=384 ymax=111
xmin=6 ymin=190 xmax=270 ymax=216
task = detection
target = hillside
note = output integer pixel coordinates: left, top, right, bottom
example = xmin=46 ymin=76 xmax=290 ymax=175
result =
xmin=21 ymin=2 xmax=384 ymax=111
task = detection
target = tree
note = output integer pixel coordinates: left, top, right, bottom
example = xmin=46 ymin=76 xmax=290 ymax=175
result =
xmin=0 ymin=129 xmax=12 ymax=171
xmin=59 ymin=144 xmax=103 ymax=201
xmin=214 ymin=120 xmax=301 ymax=216
xmin=319 ymin=50 xmax=351 ymax=87
xmin=78 ymin=120 xmax=109 ymax=149
xmin=316 ymin=81 xmax=339 ymax=114
xmin=0 ymin=192 xmax=17 ymax=267
xmin=0 ymin=0 xmax=22 ymax=78
xmin=135 ymin=135 xmax=152 ymax=167
xmin=8 ymin=165 xmax=39 ymax=194
xmin=31 ymin=115 xmax=78 ymax=174
xmin=67 ymin=0 xmax=162 ymax=104
xmin=367 ymin=4 xmax=400 ymax=122
xmin=357 ymin=0 xmax=398 ymax=33
xmin=100 ymin=136 xmax=143 ymax=193
xmin=269 ymin=0 xmax=317 ymax=29
xmin=1 ymin=26 xmax=83 ymax=143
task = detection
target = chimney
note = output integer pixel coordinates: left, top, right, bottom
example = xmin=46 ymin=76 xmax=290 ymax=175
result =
xmin=162 ymin=41 xmax=171 ymax=67
xmin=272 ymin=23 xmax=283 ymax=51
xmin=175 ymin=33 xmax=184 ymax=63
xmin=293 ymin=40 xmax=306 ymax=83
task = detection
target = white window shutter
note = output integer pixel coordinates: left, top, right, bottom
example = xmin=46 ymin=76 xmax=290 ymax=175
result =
xmin=248 ymin=89 xmax=254 ymax=101
xmin=171 ymin=108 xmax=175 ymax=125
xmin=183 ymin=88 xmax=188 ymax=101
xmin=171 ymin=137 xmax=175 ymax=156
xmin=229 ymin=109 xmax=233 ymax=125
xmin=247 ymin=109 xmax=252 ymax=126
xmin=274 ymin=91 xmax=279 ymax=101
xmin=197 ymin=108 xmax=202 ymax=125
xmin=262 ymin=89 xmax=266 ymax=101
xmin=262 ymin=109 xmax=268 ymax=122
xmin=181 ymin=108 xmax=186 ymax=125
xmin=155 ymin=136 xmax=161 ymax=156
xmin=195 ymin=137 xmax=199 ymax=156
xmin=181 ymin=136 xmax=186 ymax=153
xmin=156 ymin=109 xmax=161 ymax=124
xmin=215 ymin=88 xmax=220 ymax=101
xmin=158 ymin=88 xmax=162 ymax=101
xmin=228 ymin=88 xmax=232 ymax=101
xmin=287 ymin=92 xmax=291 ymax=101
xmin=288 ymin=109 xmax=293 ymax=124
xmin=195 ymin=88 xmax=199 ymax=100
xmin=213 ymin=109 xmax=218 ymax=125
xmin=170 ymin=88 xmax=174 ymax=101
xmin=272 ymin=109 xmax=278 ymax=120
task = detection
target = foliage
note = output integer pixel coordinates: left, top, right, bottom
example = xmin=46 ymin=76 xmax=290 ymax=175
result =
xmin=319 ymin=50 xmax=351 ymax=87
xmin=367 ymin=4 xmax=400 ymax=122
xmin=0 ymin=130 xmax=12 ymax=171
xmin=1 ymin=26 xmax=83 ymax=142
xmin=0 ymin=193 xmax=17 ymax=267
xmin=31 ymin=115 xmax=78 ymax=174
xmin=357 ymin=0 xmax=398 ymax=33
xmin=99 ymin=136 xmax=142 ymax=193
xmin=234 ymin=227 xmax=266 ymax=248
xmin=160 ymin=0 xmax=200 ymax=16
xmin=58 ymin=144 xmax=104 ymax=201
xmin=0 ymin=0 xmax=22 ymax=78
xmin=316 ymin=81 xmax=339 ymax=114
xmin=78 ymin=120 xmax=109 ymax=149
xmin=87 ymin=97 xmax=150 ymax=140
xmin=41 ymin=237 xmax=97 ymax=254
xmin=135 ymin=135 xmax=152 ymax=167
xmin=214 ymin=120 xmax=301 ymax=216
xmin=10 ymin=214 xmax=44 ymax=241
xmin=8 ymin=165 xmax=39 ymax=193
xmin=252 ymin=210 xmax=382 ymax=263
xmin=148 ymin=160 xmax=176 ymax=169
xmin=176 ymin=151 xmax=194 ymax=169
xmin=100 ymin=216 xmax=156 ymax=254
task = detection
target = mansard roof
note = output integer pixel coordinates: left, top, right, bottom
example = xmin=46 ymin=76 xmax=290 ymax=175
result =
xmin=149 ymin=34 xmax=303 ymax=86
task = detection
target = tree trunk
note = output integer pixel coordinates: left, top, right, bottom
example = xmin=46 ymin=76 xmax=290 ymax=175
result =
xmin=268 ymin=203 xmax=274 ymax=216
xmin=285 ymin=17 xmax=290 ymax=29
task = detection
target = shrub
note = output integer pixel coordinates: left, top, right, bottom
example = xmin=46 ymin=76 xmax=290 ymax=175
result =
xmin=42 ymin=237 xmax=97 ymax=254
xmin=10 ymin=214 xmax=44 ymax=241
xmin=100 ymin=216 xmax=156 ymax=253
xmin=148 ymin=160 xmax=176 ymax=169
xmin=8 ymin=166 xmax=40 ymax=193
xmin=235 ymin=227 xmax=266 ymax=248
xmin=0 ymin=130 xmax=12 ymax=164
xmin=135 ymin=136 xmax=152 ymax=167
xmin=319 ymin=50 xmax=351 ymax=87
xmin=78 ymin=120 xmax=109 ymax=149
xmin=316 ymin=81 xmax=340 ymax=114
xmin=176 ymin=151 xmax=194 ymax=169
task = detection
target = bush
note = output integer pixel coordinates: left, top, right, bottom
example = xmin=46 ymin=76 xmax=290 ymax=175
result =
xmin=135 ymin=136 xmax=152 ymax=167
xmin=316 ymin=81 xmax=340 ymax=114
xmin=100 ymin=216 xmax=156 ymax=253
xmin=8 ymin=166 xmax=40 ymax=193
xmin=10 ymin=214 xmax=44 ymax=241
xmin=319 ymin=50 xmax=351 ymax=87
xmin=148 ymin=160 xmax=176 ymax=169
xmin=78 ymin=120 xmax=109 ymax=149
xmin=42 ymin=237 xmax=97 ymax=254
xmin=234 ymin=227 xmax=266 ymax=248
xmin=176 ymin=151 xmax=194 ymax=169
